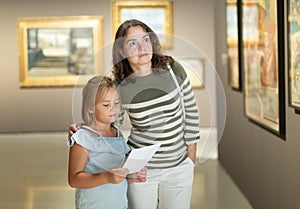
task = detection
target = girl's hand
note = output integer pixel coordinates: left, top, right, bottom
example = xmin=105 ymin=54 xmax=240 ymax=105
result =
xmin=127 ymin=167 xmax=147 ymax=184
xmin=107 ymin=168 xmax=129 ymax=184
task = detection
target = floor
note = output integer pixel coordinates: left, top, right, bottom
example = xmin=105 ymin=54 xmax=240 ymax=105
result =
xmin=0 ymin=132 xmax=253 ymax=209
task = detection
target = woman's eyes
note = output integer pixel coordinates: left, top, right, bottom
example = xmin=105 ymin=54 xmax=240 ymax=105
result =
xmin=144 ymin=37 xmax=150 ymax=43
xmin=128 ymin=41 xmax=137 ymax=47
xmin=127 ymin=37 xmax=150 ymax=48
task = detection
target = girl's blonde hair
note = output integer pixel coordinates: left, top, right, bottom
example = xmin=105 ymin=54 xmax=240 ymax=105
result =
xmin=82 ymin=76 xmax=117 ymax=125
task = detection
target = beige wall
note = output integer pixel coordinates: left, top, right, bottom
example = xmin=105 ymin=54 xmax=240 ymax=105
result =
xmin=0 ymin=0 xmax=217 ymax=132
xmin=216 ymin=1 xmax=300 ymax=209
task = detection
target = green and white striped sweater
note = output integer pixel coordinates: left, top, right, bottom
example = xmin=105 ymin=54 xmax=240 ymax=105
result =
xmin=118 ymin=62 xmax=200 ymax=169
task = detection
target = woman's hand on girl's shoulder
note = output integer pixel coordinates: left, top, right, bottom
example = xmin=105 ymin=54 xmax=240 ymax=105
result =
xmin=68 ymin=123 xmax=81 ymax=140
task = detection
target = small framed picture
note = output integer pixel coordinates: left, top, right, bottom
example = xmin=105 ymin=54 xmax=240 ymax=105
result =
xmin=112 ymin=0 xmax=173 ymax=49
xmin=176 ymin=57 xmax=205 ymax=89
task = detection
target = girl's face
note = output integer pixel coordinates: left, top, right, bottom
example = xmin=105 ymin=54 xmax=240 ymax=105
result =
xmin=94 ymin=87 xmax=121 ymax=125
xmin=120 ymin=26 xmax=153 ymax=68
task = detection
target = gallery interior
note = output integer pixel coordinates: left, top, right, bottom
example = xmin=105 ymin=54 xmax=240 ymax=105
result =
xmin=0 ymin=0 xmax=299 ymax=209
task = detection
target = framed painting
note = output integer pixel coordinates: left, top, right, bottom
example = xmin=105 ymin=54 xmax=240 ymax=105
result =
xmin=226 ymin=0 xmax=242 ymax=91
xmin=176 ymin=57 xmax=205 ymax=89
xmin=241 ymin=0 xmax=285 ymax=138
xmin=112 ymin=0 xmax=173 ymax=49
xmin=287 ymin=0 xmax=300 ymax=113
xmin=18 ymin=16 xmax=103 ymax=87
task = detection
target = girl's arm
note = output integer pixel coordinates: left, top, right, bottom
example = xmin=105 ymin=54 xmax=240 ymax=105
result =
xmin=68 ymin=143 xmax=128 ymax=189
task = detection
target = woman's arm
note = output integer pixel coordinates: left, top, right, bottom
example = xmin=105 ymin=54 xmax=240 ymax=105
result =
xmin=173 ymin=62 xmax=201 ymax=145
xmin=187 ymin=143 xmax=197 ymax=163
xmin=68 ymin=143 xmax=128 ymax=189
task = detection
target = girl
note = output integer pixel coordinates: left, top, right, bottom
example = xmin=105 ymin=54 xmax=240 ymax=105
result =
xmin=67 ymin=76 xmax=146 ymax=209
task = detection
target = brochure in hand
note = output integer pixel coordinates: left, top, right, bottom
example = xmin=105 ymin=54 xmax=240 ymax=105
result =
xmin=123 ymin=143 xmax=161 ymax=174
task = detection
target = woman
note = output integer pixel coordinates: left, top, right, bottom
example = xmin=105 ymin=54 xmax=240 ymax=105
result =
xmin=69 ymin=19 xmax=200 ymax=209
xmin=112 ymin=19 xmax=200 ymax=209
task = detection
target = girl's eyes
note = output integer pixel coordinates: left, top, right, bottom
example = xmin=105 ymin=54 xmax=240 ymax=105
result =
xmin=102 ymin=101 xmax=120 ymax=107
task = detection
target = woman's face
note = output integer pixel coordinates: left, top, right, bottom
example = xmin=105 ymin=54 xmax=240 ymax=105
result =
xmin=120 ymin=26 xmax=153 ymax=68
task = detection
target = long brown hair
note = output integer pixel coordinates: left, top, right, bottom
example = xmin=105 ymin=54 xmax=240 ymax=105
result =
xmin=112 ymin=19 xmax=174 ymax=84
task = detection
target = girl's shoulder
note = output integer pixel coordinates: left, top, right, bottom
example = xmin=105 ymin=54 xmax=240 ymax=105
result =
xmin=69 ymin=126 xmax=129 ymax=153
xmin=67 ymin=128 xmax=94 ymax=148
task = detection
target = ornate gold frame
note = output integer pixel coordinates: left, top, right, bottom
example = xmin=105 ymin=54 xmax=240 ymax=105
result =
xmin=112 ymin=0 xmax=173 ymax=49
xmin=18 ymin=16 xmax=103 ymax=87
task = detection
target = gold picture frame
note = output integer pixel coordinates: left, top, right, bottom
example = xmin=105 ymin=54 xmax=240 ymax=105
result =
xmin=18 ymin=16 xmax=103 ymax=87
xmin=112 ymin=0 xmax=173 ymax=49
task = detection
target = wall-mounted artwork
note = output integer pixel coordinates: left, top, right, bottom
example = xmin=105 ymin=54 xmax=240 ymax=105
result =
xmin=176 ymin=57 xmax=205 ymax=89
xmin=112 ymin=0 xmax=173 ymax=49
xmin=18 ymin=16 xmax=103 ymax=87
xmin=226 ymin=0 xmax=241 ymax=91
xmin=287 ymin=0 xmax=300 ymax=114
xmin=241 ymin=0 xmax=285 ymax=138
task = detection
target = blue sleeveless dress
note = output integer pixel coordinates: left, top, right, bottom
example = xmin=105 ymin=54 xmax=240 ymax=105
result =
xmin=68 ymin=125 xmax=131 ymax=209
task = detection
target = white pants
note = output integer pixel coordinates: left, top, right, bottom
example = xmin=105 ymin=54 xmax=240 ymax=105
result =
xmin=127 ymin=157 xmax=195 ymax=209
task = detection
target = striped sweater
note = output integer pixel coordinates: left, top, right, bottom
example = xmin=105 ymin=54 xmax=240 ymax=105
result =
xmin=118 ymin=62 xmax=200 ymax=169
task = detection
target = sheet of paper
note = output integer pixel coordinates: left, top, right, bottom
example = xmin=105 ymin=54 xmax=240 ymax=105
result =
xmin=123 ymin=143 xmax=161 ymax=174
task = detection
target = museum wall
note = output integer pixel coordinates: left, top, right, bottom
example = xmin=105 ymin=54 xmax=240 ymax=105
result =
xmin=215 ymin=1 xmax=300 ymax=209
xmin=0 ymin=0 xmax=217 ymax=132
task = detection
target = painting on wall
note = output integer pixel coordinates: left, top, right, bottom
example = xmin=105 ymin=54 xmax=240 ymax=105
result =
xmin=287 ymin=0 xmax=300 ymax=114
xmin=18 ymin=16 xmax=103 ymax=87
xmin=226 ymin=0 xmax=241 ymax=91
xmin=241 ymin=0 xmax=285 ymax=138
xmin=112 ymin=0 xmax=173 ymax=49
xmin=176 ymin=57 xmax=205 ymax=89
